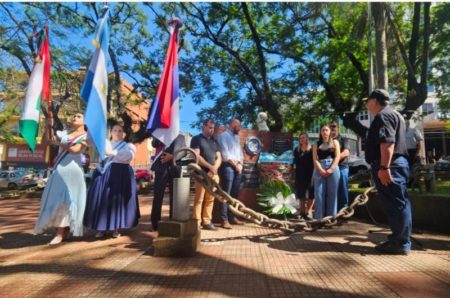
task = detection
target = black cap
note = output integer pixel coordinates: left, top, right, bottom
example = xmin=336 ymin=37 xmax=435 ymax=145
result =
xmin=368 ymin=89 xmax=390 ymax=103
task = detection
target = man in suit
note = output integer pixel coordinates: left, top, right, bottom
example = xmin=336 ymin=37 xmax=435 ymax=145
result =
xmin=150 ymin=134 xmax=186 ymax=230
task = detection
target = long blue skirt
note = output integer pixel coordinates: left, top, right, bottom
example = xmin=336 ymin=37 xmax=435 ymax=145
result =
xmin=84 ymin=163 xmax=140 ymax=231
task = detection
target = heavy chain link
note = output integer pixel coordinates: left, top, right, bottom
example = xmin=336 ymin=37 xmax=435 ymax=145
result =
xmin=184 ymin=154 xmax=375 ymax=233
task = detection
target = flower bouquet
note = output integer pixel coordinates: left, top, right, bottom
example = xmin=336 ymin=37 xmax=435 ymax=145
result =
xmin=257 ymin=179 xmax=298 ymax=219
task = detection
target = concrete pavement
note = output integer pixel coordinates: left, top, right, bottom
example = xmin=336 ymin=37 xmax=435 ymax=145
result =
xmin=0 ymin=193 xmax=449 ymax=297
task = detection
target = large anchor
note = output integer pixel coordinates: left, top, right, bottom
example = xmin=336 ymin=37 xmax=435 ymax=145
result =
xmin=174 ymin=148 xmax=375 ymax=233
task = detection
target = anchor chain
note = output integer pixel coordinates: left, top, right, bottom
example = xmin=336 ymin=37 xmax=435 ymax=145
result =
xmin=184 ymin=155 xmax=374 ymax=233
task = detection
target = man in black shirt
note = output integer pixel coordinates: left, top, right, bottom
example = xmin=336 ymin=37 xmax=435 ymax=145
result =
xmin=330 ymin=121 xmax=351 ymax=210
xmin=190 ymin=119 xmax=222 ymax=231
xmin=364 ymin=89 xmax=412 ymax=255
xmin=150 ymin=134 xmax=186 ymax=230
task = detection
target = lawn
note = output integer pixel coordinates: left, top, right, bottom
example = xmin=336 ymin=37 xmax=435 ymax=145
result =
xmin=350 ymin=172 xmax=450 ymax=197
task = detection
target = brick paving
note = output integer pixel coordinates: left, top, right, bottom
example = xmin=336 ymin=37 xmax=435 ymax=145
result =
xmin=0 ymin=193 xmax=449 ymax=297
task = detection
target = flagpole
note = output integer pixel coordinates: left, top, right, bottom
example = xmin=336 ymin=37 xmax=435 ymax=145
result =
xmin=44 ymin=25 xmax=53 ymax=140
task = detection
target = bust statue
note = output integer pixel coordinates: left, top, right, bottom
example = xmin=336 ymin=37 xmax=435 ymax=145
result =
xmin=256 ymin=112 xmax=270 ymax=132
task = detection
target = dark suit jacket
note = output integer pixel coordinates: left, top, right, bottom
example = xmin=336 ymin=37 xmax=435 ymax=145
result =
xmin=151 ymin=134 xmax=186 ymax=176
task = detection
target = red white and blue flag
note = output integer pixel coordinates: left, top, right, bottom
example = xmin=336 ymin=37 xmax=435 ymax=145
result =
xmin=146 ymin=19 xmax=182 ymax=148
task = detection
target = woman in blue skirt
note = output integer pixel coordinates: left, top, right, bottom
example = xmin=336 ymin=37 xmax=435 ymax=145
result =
xmin=84 ymin=124 xmax=140 ymax=238
xmin=35 ymin=112 xmax=88 ymax=245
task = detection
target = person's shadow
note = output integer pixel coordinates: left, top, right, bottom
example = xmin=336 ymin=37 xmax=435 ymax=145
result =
xmin=0 ymin=231 xmax=51 ymax=249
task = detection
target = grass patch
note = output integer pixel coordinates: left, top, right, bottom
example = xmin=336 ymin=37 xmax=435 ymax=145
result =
xmin=350 ymin=176 xmax=450 ymax=197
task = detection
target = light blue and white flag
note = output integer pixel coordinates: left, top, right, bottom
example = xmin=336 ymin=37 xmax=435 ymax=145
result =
xmin=80 ymin=8 xmax=110 ymax=159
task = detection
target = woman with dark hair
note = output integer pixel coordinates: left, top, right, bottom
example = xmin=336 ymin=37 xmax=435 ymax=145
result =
xmin=35 ymin=112 xmax=88 ymax=245
xmin=293 ymin=133 xmax=314 ymax=220
xmin=84 ymin=124 xmax=140 ymax=238
xmin=312 ymin=124 xmax=341 ymax=219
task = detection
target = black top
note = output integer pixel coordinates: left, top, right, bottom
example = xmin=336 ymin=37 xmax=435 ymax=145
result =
xmin=190 ymin=133 xmax=219 ymax=172
xmin=365 ymin=105 xmax=408 ymax=164
xmin=335 ymin=135 xmax=349 ymax=168
xmin=293 ymin=147 xmax=314 ymax=182
xmin=316 ymin=141 xmax=336 ymax=160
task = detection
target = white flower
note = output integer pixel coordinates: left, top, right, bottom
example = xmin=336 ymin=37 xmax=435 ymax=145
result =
xmin=268 ymin=192 xmax=298 ymax=214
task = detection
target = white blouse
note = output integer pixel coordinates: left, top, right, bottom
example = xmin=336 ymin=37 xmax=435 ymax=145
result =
xmin=106 ymin=140 xmax=136 ymax=164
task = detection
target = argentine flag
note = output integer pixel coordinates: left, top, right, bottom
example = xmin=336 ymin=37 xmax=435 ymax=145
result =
xmin=80 ymin=8 xmax=110 ymax=159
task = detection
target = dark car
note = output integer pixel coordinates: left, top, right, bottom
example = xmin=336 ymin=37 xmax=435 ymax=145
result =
xmin=135 ymin=169 xmax=154 ymax=185
xmin=434 ymin=156 xmax=450 ymax=172
xmin=348 ymin=155 xmax=371 ymax=176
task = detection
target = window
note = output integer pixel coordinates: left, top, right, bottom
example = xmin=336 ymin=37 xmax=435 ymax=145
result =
xmin=422 ymin=103 xmax=434 ymax=114
xmin=358 ymin=111 xmax=369 ymax=121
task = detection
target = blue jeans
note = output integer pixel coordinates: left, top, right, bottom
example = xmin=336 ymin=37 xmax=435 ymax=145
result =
xmin=220 ymin=164 xmax=242 ymax=222
xmin=313 ymin=159 xmax=340 ymax=219
xmin=371 ymin=156 xmax=412 ymax=251
xmin=338 ymin=167 xmax=349 ymax=210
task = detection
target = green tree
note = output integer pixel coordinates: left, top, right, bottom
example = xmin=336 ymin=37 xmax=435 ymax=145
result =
xmin=429 ymin=3 xmax=449 ymax=119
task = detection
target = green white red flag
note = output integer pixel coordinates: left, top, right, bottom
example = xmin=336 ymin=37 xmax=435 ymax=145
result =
xmin=19 ymin=28 xmax=51 ymax=152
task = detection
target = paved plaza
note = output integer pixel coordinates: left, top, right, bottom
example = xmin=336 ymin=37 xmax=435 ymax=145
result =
xmin=0 ymin=193 xmax=449 ymax=297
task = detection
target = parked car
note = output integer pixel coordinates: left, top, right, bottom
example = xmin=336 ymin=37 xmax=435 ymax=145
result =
xmin=348 ymin=155 xmax=371 ymax=176
xmin=434 ymin=156 xmax=450 ymax=172
xmin=0 ymin=170 xmax=38 ymax=189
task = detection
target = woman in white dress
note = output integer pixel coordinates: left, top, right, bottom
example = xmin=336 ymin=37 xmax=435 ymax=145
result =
xmin=34 ymin=112 xmax=88 ymax=245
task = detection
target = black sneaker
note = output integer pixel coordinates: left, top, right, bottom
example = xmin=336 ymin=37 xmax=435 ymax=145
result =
xmin=202 ymin=223 xmax=218 ymax=231
xmin=375 ymin=241 xmax=410 ymax=255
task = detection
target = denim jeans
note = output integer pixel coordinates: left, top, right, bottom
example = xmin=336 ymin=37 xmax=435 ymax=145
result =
xmin=371 ymin=156 xmax=412 ymax=251
xmin=338 ymin=167 xmax=349 ymax=210
xmin=220 ymin=164 xmax=242 ymax=222
xmin=313 ymin=159 xmax=340 ymax=219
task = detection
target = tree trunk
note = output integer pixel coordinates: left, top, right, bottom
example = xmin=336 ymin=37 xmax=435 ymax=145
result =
xmin=372 ymin=2 xmax=388 ymax=90
xmin=241 ymin=3 xmax=283 ymax=131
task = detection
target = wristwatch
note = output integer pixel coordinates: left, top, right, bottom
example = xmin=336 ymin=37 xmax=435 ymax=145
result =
xmin=379 ymin=165 xmax=390 ymax=170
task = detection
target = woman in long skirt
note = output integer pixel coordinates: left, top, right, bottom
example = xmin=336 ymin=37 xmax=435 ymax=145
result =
xmin=84 ymin=124 xmax=140 ymax=238
xmin=35 ymin=112 xmax=88 ymax=245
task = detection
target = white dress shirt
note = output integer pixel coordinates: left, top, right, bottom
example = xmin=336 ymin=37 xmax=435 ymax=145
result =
xmin=105 ymin=140 xmax=136 ymax=164
xmin=217 ymin=130 xmax=243 ymax=162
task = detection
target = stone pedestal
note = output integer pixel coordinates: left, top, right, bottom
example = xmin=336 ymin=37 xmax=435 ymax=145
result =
xmin=172 ymin=177 xmax=191 ymax=221
xmin=152 ymin=219 xmax=201 ymax=257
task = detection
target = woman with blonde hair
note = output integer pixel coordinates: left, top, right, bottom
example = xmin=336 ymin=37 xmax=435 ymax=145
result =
xmin=293 ymin=133 xmax=314 ymax=220
xmin=312 ymin=124 xmax=341 ymax=219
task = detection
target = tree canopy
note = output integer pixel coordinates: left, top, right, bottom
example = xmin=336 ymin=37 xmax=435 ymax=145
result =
xmin=0 ymin=2 xmax=447 ymax=141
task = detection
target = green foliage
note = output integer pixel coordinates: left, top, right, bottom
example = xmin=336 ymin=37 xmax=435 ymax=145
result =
xmin=257 ymin=179 xmax=296 ymax=216
xmin=0 ymin=2 xmax=447 ymax=135
xmin=0 ymin=104 xmax=20 ymax=143
xmin=430 ymin=3 xmax=450 ymax=119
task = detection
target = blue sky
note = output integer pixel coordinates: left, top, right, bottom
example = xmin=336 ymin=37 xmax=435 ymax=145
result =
xmin=1 ymin=2 xmax=209 ymax=136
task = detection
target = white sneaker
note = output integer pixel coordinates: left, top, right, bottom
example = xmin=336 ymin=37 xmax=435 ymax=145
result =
xmin=48 ymin=235 xmax=63 ymax=246
xmin=112 ymin=231 xmax=121 ymax=238
xmin=95 ymin=231 xmax=105 ymax=238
